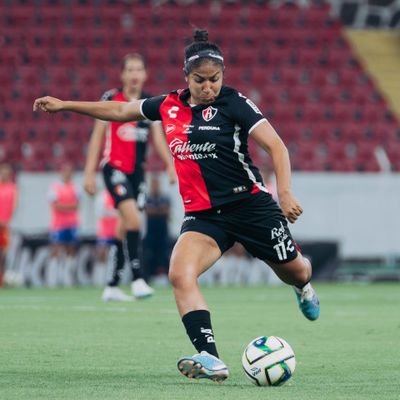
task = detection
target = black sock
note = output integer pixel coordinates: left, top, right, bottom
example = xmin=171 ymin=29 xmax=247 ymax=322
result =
xmin=107 ymin=240 xmax=125 ymax=286
xmin=182 ymin=310 xmax=219 ymax=358
xmin=295 ymin=280 xmax=310 ymax=290
xmin=125 ymin=230 xmax=144 ymax=281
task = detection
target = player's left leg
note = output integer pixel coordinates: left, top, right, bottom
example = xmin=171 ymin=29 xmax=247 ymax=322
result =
xmin=102 ymin=219 xmax=133 ymax=302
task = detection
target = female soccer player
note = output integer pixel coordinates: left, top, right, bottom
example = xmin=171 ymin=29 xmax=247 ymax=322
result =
xmin=84 ymin=53 xmax=175 ymax=301
xmin=33 ymin=29 xmax=320 ymax=383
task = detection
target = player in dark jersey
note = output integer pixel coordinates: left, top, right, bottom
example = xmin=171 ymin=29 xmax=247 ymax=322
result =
xmin=83 ymin=53 xmax=176 ymax=301
xmin=34 ymin=29 xmax=320 ymax=383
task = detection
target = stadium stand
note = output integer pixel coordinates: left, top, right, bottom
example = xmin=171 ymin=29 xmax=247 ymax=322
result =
xmin=1 ymin=0 xmax=399 ymax=172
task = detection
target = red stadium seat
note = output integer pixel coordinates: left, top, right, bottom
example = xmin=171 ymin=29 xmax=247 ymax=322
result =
xmin=278 ymin=67 xmax=303 ymax=87
xmin=3 ymin=2 xmax=398 ymax=173
xmin=55 ymin=48 xmax=83 ymax=66
xmin=294 ymin=48 xmax=322 ymax=67
xmin=37 ymin=6 xmax=65 ymax=27
xmin=228 ymin=47 xmax=262 ymax=66
xmin=328 ymin=103 xmax=357 ymax=122
xmin=318 ymin=86 xmax=344 ymax=104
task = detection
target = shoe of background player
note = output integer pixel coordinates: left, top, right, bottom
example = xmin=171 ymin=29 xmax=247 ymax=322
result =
xmin=101 ymin=286 xmax=134 ymax=302
xmin=131 ymin=278 xmax=154 ymax=299
xmin=294 ymin=282 xmax=320 ymax=321
xmin=177 ymin=351 xmax=229 ymax=383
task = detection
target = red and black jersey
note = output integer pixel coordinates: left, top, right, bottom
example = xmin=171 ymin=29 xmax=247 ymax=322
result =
xmin=141 ymin=86 xmax=268 ymax=212
xmin=100 ymin=88 xmax=152 ymax=174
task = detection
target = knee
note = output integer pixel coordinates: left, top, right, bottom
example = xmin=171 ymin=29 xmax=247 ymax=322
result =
xmin=293 ymin=256 xmax=312 ymax=285
xmin=168 ymin=263 xmax=196 ymax=290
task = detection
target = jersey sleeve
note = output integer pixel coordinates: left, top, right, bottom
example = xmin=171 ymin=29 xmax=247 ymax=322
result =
xmin=229 ymin=91 xmax=267 ymax=134
xmin=140 ymin=95 xmax=167 ymax=121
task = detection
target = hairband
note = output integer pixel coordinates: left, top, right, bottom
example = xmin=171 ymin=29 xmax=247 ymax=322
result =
xmin=184 ymin=50 xmax=224 ymax=72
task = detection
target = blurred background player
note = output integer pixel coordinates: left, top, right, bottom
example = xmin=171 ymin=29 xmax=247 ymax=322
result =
xmin=0 ymin=163 xmax=18 ymax=287
xmin=47 ymin=163 xmax=80 ymax=287
xmin=83 ymin=53 xmax=175 ymax=301
xmin=93 ymin=188 xmax=119 ymax=288
xmin=143 ymin=173 xmax=171 ymax=286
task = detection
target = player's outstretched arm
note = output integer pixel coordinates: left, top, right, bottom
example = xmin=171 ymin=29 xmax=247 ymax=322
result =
xmin=33 ymin=96 xmax=144 ymax=122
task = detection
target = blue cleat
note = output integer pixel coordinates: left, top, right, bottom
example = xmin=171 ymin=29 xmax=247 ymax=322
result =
xmin=177 ymin=351 xmax=229 ymax=383
xmin=294 ymin=282 xmax=320 ymax=321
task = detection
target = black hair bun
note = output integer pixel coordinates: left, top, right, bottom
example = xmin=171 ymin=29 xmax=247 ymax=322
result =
xmin=194 ymin=29 xmax=208 ymax=42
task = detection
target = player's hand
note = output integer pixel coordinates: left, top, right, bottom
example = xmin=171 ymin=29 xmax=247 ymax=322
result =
xmin=33 ymin=96 xmax=64 ymax=113
xmin=279 ymin=191 xmax=303 ymax=224
xmin=167 ymin=164 xmax=177 ymax=184
xmin=83 ymin=174 xmax=97 ymax=196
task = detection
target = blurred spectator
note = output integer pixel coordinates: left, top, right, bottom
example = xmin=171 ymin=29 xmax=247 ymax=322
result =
xmin=0 ymin=164 xmax=18 ymax=287
xmin=47 ymin=163 xmax=80 ymax=287
xmin=143 ymin=174 xmax=171 ymax=285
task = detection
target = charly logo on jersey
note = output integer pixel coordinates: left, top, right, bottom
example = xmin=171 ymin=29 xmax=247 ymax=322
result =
xmin=202 ymin=106 xmax=218 ymax=122
xmin=169 ymin=138 xmax=218 ymax=160
xmin=168 ymin=106 xmax=179 ymax=119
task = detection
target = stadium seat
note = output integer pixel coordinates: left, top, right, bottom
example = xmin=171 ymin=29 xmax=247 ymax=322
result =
xmin=37 ymin=6 xmax=65 ymax=27
xmin=3 ymin=2 xmax=398 ymax=173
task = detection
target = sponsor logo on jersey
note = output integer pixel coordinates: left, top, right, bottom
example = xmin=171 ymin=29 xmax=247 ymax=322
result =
xmin=202 ymin=106 xmax=218 ymax=122
xmin=271 ymin=221 xmax=286 ymax=241
xmin=232 ymin=185 xmax=248 ymax=193
xmin=169 ymin=138 xmax=218 ymax=160
xmin=110 ymin=169 xmax=127 ymax=185
xmin=183 ymin=124 xmax=194 ymax=134
xmin=183 ymin=215 xmax=195 ymax=221
xmin=198 ymin=126 xmax=220 ymax=131
xmin=116 ymin=122 xmax=137 ymax=141
xmin=169 ymin=138 xmax=216 ymax=154
xmin=166 ymin=124 xmax=175 ymax=134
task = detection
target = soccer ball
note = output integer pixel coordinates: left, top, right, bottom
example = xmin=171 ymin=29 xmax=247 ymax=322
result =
xmin=242 ymin=335 xmax=296 ymax=386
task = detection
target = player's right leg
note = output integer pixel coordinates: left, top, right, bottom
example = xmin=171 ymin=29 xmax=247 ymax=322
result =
xmin=169 ymin=231 xmax=229 ymax=382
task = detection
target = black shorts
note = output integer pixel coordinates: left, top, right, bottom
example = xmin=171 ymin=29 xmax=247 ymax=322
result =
xmin=180 ymin=191 xmax=298 ymax=264
xmin=102 ymin=163 xmax=145 ymax=208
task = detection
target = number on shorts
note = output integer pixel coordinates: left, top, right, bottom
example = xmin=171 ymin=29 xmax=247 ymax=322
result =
xmin=273 ymin=240 xmax=295 ymax=261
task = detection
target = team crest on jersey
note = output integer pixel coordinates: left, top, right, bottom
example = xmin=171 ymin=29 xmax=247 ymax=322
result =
xmin=114 ymin=184 xmax=127 ymax=197
xmin=202 ymin=106 xmax=218 ymax=122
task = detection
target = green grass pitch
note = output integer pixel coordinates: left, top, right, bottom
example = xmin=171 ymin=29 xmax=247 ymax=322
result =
xmin=1 ymin=283 xmax=399 ymax=400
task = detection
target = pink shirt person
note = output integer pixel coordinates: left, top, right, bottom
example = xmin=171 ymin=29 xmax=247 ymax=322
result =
xmin=0 ymin=181 xmax=17 ymax=226
xmin=96 ymin=190 xmax=118 ymax=241
xmin=48 ymin=165 xmax=80 ymax=232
